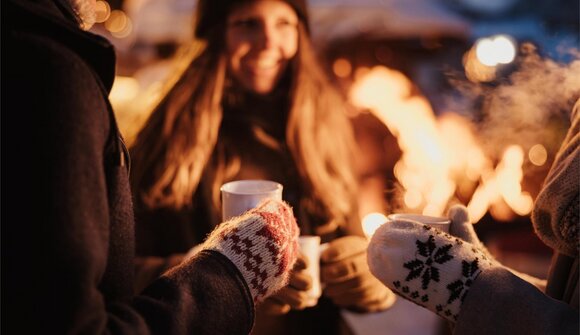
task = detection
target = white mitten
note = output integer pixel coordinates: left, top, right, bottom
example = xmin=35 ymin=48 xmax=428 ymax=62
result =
xmin=448 ymin=205 xmax=495 ymax=258
xmin=367 ymin=219 xmax=495 ymax=322
xmin=447 ymin=204 xmax=546 ymax=290
xmin=201 ymin=199 xmax=300 ymax=302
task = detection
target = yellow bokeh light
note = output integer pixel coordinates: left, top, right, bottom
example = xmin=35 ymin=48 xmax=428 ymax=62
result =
xmin=475 ymin=35 xmax=517 ymax=66
xmin=109 ymin=76 xmax=139 ymax=108
xmin=94 ymin=1 xmax=111 ymax=23
xmin=105 ymin=10 xmax=128 ymax=33
xmin=464 ymin=48 xmax=497 ymax=83
xmin=361 ymin=212 xmax=388 ymax=238
xmin=475 ymin=38 xmax=497 ymax=66
xmin=528 ymin=144 xmax=548 ymax=166
xmin=111 ymin=16 xmax=133 ymax=39
xmin=494 ymin=35 xmax=517 ymax=64
xmin=333 ymin=58 xmax=352 ymax=78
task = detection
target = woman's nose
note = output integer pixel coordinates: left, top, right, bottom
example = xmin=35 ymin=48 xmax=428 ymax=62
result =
xmin=254 ymin=24 xmax=276 ymax=50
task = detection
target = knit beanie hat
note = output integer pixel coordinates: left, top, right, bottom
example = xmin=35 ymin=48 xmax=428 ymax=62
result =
xmin=194 ymin=0 xmax=310 ymax=40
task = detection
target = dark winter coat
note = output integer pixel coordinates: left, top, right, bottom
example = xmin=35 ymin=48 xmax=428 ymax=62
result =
xmin=1 ymin=0 xmax=253 ymax=333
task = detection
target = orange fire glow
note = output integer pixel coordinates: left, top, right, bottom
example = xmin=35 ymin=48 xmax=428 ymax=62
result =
xmin=350 ymin=66 xmax=533 ymax=235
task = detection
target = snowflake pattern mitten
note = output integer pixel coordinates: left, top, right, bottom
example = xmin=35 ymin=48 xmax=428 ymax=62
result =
xmin=367 ymin=218 xmax=495 ymax=322
xmin=448 ymin=204 xmax=497 ymax=261
xmin=201 ymin=199 xmax=300 ymax=303
xmin=448 ymin=204 xmax=546 ymax=289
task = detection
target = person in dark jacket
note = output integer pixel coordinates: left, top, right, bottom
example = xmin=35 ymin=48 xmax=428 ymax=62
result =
xmin=1 ymin=0 xmax=300 ymax=334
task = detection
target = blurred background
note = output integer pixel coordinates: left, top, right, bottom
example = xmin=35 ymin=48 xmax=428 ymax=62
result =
xmin=89 ymin=0 xmax=579 ymax=333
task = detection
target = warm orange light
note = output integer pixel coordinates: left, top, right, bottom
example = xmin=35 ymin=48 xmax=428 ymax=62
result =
xmin=350 ymin=65 xmax=533 ymax=225
xmin=350 ymin=66 xmax=456 ymax=217
xmin=94 ymin=1 xmax=111 ymax=23
xmin=362 ymin=212 xmax=388 ymax=238
xmin=105 ymin=10 xmax=128 ymax=34
xmin=109 ymin=76 xmax=139 ymax=107
xmin=529 ymin=144 xmax=548 ymax=166
xmin=467 ymin=145 xmax=532 ymax=222
xmin=111 ymin=16 xmax=133 ymax=38
xmin=464 ymin=48 xmax=497 ymax=83
xmin=333 ymin=58 xmax=352 ymax=78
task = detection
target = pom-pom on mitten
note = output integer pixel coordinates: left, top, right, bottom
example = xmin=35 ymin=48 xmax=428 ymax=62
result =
xmin=367 ymin=219 xmax=495 ymax=322
xmin=201 ymin=199 xmax=300 ymax=303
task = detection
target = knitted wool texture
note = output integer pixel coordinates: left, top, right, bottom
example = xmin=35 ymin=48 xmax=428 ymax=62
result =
xmin=448 ymin=204 xmax=547 ymax=290
xmin=448 ymin=205 xmax=496 ymax=259
xmin=532 ymin=98 xmax=580 ymax=257
xmin=202 ymin=199 xmax=300 ymax=302
xmin=368 ymin=219 xmax=495 ymax=322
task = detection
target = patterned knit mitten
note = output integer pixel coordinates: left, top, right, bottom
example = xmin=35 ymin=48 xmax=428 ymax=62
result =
xmin=448 ymin=204 xmax=546 ymax=290
xmin=367 ymin=218 xmax=495 ymax=322
xmin=448 ymin=204 xmax=495 ymax=259
xmin=201 ymin=199 xmax=300 ymax=303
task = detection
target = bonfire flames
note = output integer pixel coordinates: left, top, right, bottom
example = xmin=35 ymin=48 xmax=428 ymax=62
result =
xmin=350 ymin=65 xmax=555 ymax=237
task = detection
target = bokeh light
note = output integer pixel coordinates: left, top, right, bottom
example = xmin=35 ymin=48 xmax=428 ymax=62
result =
xmin=362 ymin=212 xmax=388 ymax=238
xmin=94 ymin=1 xmax=111 ymax=23
xmin=105 ymin=10 xmax=133 ymax=38
xmin=333 ymin=58 xmax=352 ymax=78
xmin=528 ymin=144 xmax=548 ymax=166
xmin=475 ymin=34 xmax=517 ymax=66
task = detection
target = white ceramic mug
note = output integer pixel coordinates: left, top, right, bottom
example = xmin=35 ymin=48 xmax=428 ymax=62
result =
xmin=298 ymin=235 xmax=322 ymax=307
xmin=220 ymin=180 xmax=283 ymax=220
xmin=387 ymin=213 xmax=451 ymax=232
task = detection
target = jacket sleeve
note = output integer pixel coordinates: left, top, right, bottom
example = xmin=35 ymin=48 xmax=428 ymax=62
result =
xmin=134 ymin=254 xmax=185 ymax=294
xmin=3 ymin=31 xmax=253 ymax=334
xmin=135 ymin=250 xmax=255 ymax=335
xmin=454 ymin=266 xmax=578 ymax=335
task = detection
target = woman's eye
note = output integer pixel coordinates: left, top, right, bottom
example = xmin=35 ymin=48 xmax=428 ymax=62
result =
xmin=231 ymin=19 xmax=259 ymax=29
xmin=276 ymin=20 xmax=296 ymax=28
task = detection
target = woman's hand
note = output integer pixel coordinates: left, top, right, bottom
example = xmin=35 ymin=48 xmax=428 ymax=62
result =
xmin=321 ymin=236 xmax=396 ymax=312
xmin=257 ymin=253 xmax=313 ymax=315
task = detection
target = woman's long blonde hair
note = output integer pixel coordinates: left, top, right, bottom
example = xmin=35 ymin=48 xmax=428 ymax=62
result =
xmin=130 ymin=23 xmax=360 ymax=227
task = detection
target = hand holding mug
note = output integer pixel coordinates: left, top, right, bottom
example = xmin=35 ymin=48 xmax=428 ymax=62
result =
xmin=257 ymin=253 xmax=314 ymax=314
xmin=321 ymin=236 xmax=396 ymax=312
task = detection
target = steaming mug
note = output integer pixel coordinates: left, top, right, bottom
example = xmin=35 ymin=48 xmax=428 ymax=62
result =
xmin=387 ymin=213 xmax=450 ymax=232
xmin=220 ymin=180 xmax=283 ymax=220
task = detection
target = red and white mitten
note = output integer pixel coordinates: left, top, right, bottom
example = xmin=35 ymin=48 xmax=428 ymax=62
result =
xmin=201 ymin=199 xmax=300 ymax=302
xmin=368 ymin=219 xmax=495 ymax=322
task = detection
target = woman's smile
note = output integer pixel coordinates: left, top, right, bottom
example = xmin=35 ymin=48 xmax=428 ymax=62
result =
xmin=226 ymin=1 xmax=299 ymax=94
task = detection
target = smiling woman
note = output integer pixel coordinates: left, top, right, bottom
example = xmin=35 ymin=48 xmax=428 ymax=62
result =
xmin=129 ymin=0 xmax=395 ymax=334
xmin=226 ymin=1 xmax=299 ymax=94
